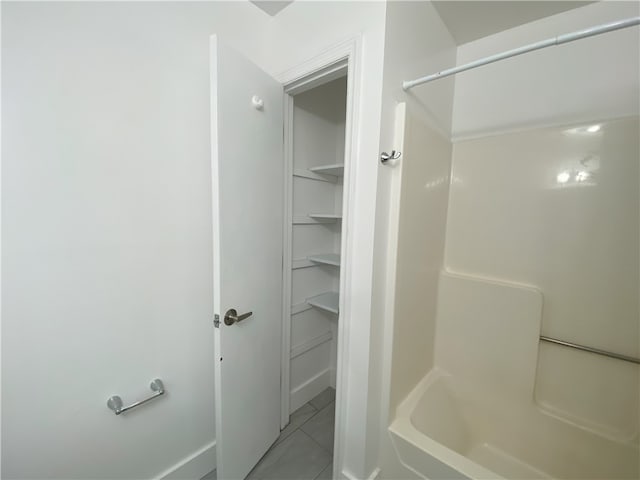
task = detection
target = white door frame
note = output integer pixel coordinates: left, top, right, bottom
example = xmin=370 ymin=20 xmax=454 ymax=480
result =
xmin=276 ymin=36 xmax=366 ymax=480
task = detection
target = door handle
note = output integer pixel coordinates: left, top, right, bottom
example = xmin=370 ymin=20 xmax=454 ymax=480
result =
xmin=224 ymin=308 xmax=253 ymax=326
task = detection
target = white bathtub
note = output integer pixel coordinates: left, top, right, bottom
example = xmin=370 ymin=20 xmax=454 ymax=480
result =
xmin=390 ymin=368 xmax=640 ymax=479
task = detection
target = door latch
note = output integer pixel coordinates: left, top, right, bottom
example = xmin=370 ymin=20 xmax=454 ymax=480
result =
xmin=214 ymin=314 xmax=220 ymax=328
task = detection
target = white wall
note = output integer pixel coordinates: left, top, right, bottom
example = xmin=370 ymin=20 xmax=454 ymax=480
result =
xmin=268 ymin=3 xmax=388 ymax=478
xmin=452 ymin=1 xmax=640 ymax=139
xmin=1 ymin=2 xmax=273 ymax=479
xmin=370 ymin=2 xmax=457 ymax=478
xmin=2 ymin=1 xmax=389 ymax=479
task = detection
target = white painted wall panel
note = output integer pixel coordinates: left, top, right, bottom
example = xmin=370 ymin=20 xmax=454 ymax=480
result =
xmin=293 ymin=78 xmax=347 ymax=169
xmin=3 ymin=1 xmax=387 ymax=478
xmin=291 ymin=267 xmax=337 ymax=306
xmin=291 ymin=309 xmax=334 ymax=347
xmin=293 ymin=177 xmax=337 ymax=216
xmin=372 ymin=2 xmax=457 ymax=478
xmin=290 ymin=340 xmax=332 ymax=392
xmin=452 ymin=1 xmax=640 ymax=139
xmin=271 ymin=2 xmax=387 ymax=473
xmin=1 ymin=3 xmax=270 ymax=478
xmin=292 ymin=224 xmax=339 ymax=259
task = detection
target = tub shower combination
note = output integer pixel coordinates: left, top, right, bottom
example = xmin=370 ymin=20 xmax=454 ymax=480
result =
xmin=390 ymin=272 xmax=639 ymax=479
xmin=386 ymin=16 xmax=640 ymax=480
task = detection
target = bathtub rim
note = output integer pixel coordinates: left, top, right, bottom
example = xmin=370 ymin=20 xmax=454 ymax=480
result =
xmin=389 ymin=368 xmax=503 ymax=480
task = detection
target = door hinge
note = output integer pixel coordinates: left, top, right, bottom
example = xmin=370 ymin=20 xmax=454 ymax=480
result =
xmin=214 ymin=314 xmax=220 ymax=328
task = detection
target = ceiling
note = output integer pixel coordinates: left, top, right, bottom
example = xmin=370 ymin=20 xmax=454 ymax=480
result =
xmin=432 ymin=1 xmax=594 ymax=45
xmin=250 ymin=1 xmax=294 ymax=17
xmin=249 ymin=1 xmax=595 ymax=42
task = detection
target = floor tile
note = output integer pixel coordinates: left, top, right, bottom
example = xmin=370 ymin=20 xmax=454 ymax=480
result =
xmin=314 ymin=462 xmax=333 ymax=479
xmin=300 ymin=402 xmax=335 ymax=453
xmin=275 ymin=403 xmax=318 ymax=446
xmin=201 ymin=469 xmax=216 ymax=480
xmin=309 ymin=387 xmax=336 ymax=411
xmin=246 ymin=429 xmax=331 ymax=480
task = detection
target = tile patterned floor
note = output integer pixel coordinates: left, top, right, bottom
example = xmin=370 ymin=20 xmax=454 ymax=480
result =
xmin=202 ymin=388 xmax=335 ymax=480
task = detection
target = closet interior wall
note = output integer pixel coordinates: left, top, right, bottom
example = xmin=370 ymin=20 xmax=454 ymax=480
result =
xmin=288 ymin=77 xmax=347 ymax=412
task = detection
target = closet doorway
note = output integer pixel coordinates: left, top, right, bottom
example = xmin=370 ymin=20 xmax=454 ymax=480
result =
xmin=211 ymin=37 xmax=357 ymax=479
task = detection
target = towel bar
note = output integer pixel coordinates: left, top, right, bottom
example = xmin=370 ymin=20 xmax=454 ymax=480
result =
xmin=540 ymin=336 xmax=640 ymax=365
xmin=107 ymin=378 xmax=165 ymax=415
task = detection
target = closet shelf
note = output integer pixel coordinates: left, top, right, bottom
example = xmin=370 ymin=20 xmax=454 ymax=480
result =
xmin=293 ymin=214 xmax=339 ymax=225
xmin=308 ymin=213 xmax=342 ymax=221
xmin=306 ymin=291 xmax=339 ymax=315
xmin=293 ymin=169 xmax=336 ymax=183
xmin=309 ymin=164 xmax=344 ymax=177
xmin=308 ymin=253 xmax=340 ymax=267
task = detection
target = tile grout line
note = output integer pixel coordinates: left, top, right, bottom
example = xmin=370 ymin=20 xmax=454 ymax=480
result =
xmin=298 ymin=403 xmax=335 ymax=453
xmin=312 ymin=459 xmax=333 ymax=480
xmin=297 ymin=427 xmax=334 ymax=457
xmin=208 ymin=391 xmax=336 ymax=480
xmin=275 ymin=403 xmax=319 ymax=446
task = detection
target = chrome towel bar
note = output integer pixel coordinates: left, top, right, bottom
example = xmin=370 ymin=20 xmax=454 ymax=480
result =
xmin=107 ymin=378 xmax=165 ymax=415
xmin=540 ymin=336 xmax=640 ymax=365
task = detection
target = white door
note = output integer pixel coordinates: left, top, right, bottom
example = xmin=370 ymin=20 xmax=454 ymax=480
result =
xmin=210 ymin=36 xmax=284 ymax=480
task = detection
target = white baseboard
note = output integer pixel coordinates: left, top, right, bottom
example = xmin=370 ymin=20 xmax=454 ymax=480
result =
xmin=341 ymin=467 xmax=381 ymax=480
xmin=290 ymin=368 xmax=331 ymax=413
xmin=367 ymin=467 xmax=381 ymax=480
xmin=156 ymin=441 xmax=216 ymax=480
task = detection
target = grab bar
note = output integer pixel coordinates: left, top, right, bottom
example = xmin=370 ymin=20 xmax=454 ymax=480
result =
xmin=540 ymin=336 xmax=640 ymax=365
xmin=107 ymin=378 xmax=165 ymax=415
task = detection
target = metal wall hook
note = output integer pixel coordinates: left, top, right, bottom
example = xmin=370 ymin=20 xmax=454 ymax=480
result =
xmin=107 ymin=378 xmax=165 ymax=415
xmin=380 ymin=150 xmax=401 ymax=165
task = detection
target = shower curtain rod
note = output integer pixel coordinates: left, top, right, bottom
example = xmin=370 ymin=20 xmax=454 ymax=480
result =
xmin=403 ymin=16 xmax=640 ymax=90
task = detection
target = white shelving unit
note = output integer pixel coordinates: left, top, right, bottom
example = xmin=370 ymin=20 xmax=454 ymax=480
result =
xmin=292 ymin=214 xmax=337 ymax=225
xmin=308 ymin=213 xmax=342 ymax=221
xmin=308 ymin=253 xmax=340 ymax=267
xmin=286 ymin=75 xmax=347 ymax=412
xmin=293 ymin=168 xmax=337 ymax=183
xmin=306 ymin=291 xmax=339 ymax=315
xmin=309 ymin=164 xmax=344 ymax=177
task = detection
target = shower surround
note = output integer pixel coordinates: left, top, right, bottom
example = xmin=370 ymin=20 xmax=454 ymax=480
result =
xmin=387 ymin=114 xmax=639 ymax=479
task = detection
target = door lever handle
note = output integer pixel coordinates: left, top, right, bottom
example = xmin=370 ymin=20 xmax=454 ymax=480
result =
xmin=224 ymin=308 xmax=253 ymax=326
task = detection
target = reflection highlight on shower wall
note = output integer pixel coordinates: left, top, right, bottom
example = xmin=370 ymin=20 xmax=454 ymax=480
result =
xmin=387 ymin=114 xmax=639 ymax=480
xmin=446 ymin=117 xmax=639 ymax=439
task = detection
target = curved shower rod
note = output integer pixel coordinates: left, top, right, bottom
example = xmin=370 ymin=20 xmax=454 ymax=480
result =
xmin=403 ymin=16 xmax=640 ymax=90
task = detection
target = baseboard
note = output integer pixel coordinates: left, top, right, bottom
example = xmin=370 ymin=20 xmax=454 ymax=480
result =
xmin=367 ymin=467 xmax=381 ymax=480
xmin=156 ymin=441 xmax=216 ymax=480
xmin=341 ymin=467 xmax=381 ymax=480
xmin=290 ymin=368 xmax=331 ymax=413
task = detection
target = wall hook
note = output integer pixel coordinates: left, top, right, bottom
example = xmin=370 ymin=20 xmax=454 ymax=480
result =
xmin=380 ymin=150 xmax=401 ymax=165
xmin=252 ymin=95 xmax=264 ymax=111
